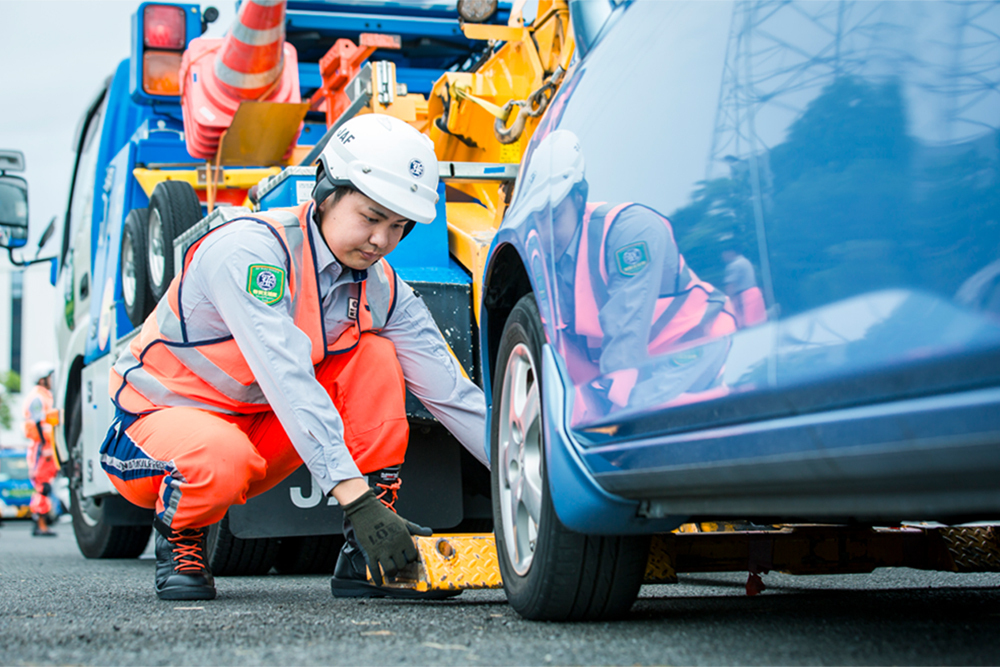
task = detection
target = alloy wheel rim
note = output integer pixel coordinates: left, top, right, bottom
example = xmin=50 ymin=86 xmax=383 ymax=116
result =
xmin=498 ymin=342 xmax=543 ymax=576
xmin=148 ymin=209 xmax=165 ymax=287
xmin=121 ymin=233 xmax=136 ymax=306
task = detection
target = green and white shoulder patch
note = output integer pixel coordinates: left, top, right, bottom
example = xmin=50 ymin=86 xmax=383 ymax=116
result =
xmin=246 ymin=264 xmax=286 ymax=305
xmin=614 ymin=241 xmax=650 ymax=276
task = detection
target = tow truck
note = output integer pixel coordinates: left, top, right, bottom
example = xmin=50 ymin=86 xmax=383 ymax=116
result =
xmin=43 ymin=0 xmax=572 ymax=576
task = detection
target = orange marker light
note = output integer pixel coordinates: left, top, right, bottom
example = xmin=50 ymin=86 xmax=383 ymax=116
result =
xmin=144 ymin=4 xmax=186 ymax=50
xmin=143 ymin=50 xmax=182 ymax=96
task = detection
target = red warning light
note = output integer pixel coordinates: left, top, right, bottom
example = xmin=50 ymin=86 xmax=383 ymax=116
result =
xmin=144 ymin=5 xmax=186 ymax=51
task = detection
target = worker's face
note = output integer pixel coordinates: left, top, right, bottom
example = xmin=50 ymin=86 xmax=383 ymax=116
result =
xmin=319 ymin=190 xmax=409 ymax=270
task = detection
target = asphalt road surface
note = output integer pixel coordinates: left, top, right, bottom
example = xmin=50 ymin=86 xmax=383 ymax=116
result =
xmin=2 ymin=517 xmax=999 ymax=666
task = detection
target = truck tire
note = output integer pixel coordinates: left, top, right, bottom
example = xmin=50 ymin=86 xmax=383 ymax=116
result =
xmin=147 ymin=181 xmax=202 ymax=301
xmin=491 ymin=295 xmax=649 ymax=621
xmin=121 ymin=207 xmax=155 ymax=327
xmin=67 ymin=397 xmax=152 ymax=559
xmin=273 ymin=534 xmax=345 ymax=574
xmin=206 ymin=512 xmax=280 ymax=576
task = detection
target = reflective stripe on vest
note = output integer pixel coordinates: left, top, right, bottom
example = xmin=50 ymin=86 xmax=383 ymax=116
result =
xmin=111 ymin=202 xmax=397 ymax=414
xmin=573 ymin=202 xmax=736 ymax=355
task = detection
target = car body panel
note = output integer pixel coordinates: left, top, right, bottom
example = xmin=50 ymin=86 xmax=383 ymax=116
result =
xmin=0 ymin=449 xmax=34 ymax=519
xmin=482 ymin=0 xmax=1000 ymax=527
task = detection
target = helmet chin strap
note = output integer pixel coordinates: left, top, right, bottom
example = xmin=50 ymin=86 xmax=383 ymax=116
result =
xmin=312 ymin=162 xmax=338 ymax=214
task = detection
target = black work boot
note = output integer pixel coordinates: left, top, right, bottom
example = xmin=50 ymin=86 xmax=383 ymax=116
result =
xmin=154 ymin=519 xmax=216 ymax=601
xmin=32 ymin=516 xmax=56 ymax=537
xmin=331 ymin=467 xmax=460 ymax=600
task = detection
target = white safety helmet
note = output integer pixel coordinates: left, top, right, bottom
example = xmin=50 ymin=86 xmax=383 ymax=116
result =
xmin=313 ymin=114 xmax=440 ymax=225
xmin=29 ymin=361 xmax=55 ymax=386
xmin=510 ymin=129 xmax=586 ymax=217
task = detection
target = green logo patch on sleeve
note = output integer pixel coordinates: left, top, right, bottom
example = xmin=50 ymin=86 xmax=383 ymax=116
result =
xmin=615 ymin=241 xmax=650 ymax=276
xmin=246 ymin=264 xmax=286 ymax=304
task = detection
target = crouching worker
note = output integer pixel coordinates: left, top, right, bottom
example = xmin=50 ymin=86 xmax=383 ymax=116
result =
xmin=101 ymin=115 xmax=486 ymax=601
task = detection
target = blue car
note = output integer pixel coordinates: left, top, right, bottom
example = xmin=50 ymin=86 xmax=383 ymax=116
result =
xmin=0 ymin=449 xmax=34 ymax=519
xmin=479 ymin=0 xmax=1000 ymax=620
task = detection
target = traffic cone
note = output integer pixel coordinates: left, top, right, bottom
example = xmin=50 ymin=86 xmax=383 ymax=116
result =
xmin=214 ymin=0 xmax=288 ymax=100
xmin=179 ymin=0 xmax=301 ymax=160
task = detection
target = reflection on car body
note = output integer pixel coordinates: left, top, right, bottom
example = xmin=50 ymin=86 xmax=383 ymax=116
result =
xmin=509 ymin=129 xmax=744 ymax=423
xmin=480 ymin=0 xmax=1000 ymax=621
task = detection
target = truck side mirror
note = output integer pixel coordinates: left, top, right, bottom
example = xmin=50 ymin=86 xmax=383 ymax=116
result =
xmin=0 ymin=174 xmax=29 ymax=249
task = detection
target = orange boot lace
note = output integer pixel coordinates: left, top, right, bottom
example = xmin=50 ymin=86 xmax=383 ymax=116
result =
xmin=374 ymin=478 xmax=402 ymax=513
xmin=168 ymin=528 xmax=209 ymax=573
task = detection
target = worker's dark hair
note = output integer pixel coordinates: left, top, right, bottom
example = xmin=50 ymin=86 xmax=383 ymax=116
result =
xmin=317 ymin=184 xmax=359 ymax=214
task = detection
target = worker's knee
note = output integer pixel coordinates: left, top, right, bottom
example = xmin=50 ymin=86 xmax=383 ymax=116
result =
xmin=173 ymin=435 xmax=268 ymax=501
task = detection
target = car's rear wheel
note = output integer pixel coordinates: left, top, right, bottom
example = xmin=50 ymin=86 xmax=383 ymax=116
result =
xmin=492 ymin=294 xmax=649 ymax=621
xmin=147 ymin=181 xmax=202 ymax=301
xmin=67 ymin=396 xmax=152 ymax=559
xmin=121 ymin=207 xmax=154 ymax=327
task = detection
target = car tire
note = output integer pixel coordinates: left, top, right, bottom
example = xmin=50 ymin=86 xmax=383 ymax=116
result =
xmin=205 ymin=512 xmax=280 ymax=576
xmin=67 ymin=397 xmax=152 ymax=559
xmin=492 ymin=294 xmax=649 ymax=621
xmin=121 ymin=207 xmax=155 ymax=327
xmin=147 ymin=181 xmax=202 ymax=301
xmin=272 ymin=534 xmax=345 ymax=574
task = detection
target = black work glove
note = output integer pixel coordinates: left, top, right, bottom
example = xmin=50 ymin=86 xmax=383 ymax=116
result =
xmin=342 ymin=489 xmax=432 ymax=586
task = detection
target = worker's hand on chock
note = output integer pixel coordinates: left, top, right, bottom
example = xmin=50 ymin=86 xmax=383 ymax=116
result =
xmin=341 ymin=489 xmax=432 ymax=586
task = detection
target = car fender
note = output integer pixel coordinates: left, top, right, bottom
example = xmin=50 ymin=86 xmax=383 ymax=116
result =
xmin=541 ymin=344 xmax=685 ymax=535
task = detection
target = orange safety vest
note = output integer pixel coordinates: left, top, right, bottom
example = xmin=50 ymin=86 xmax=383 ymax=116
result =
xmin=111 ymin=202 xmax=397 ymax=415
xmin=574 ymin=202 xmax=736 ymax=357
xmin=22 ymin=385 xmax=54 ymax=447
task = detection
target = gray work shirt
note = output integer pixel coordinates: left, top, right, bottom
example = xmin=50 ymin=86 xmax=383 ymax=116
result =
xmin=181 ymin=213 xmax=487 ymax=496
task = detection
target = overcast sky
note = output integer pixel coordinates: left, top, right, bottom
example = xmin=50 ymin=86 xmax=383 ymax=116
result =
xmin=0 ymin=1 xmax=233 ymax=253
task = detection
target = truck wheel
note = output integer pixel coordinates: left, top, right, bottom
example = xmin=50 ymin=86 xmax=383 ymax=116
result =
xmin=491 ymin=295 xmax=649 ymax=621
xmin=67 ymin=397 xmax=152 ymax=559
xmin=273 ymin=535 xmax=345 ymax=574
xmin=121 ymin=207 xmax=154 ymax=327
xmin=147 ymin=181 xmax=202 ymax=301
xmin=206 ymin=512 xmax=280 ymax=576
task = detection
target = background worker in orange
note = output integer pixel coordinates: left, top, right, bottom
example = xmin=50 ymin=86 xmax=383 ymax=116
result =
xmin=23 ymin=362 xmax=59 ymax=537
xmin=100 ymin=115 xmax=487 ymax=601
